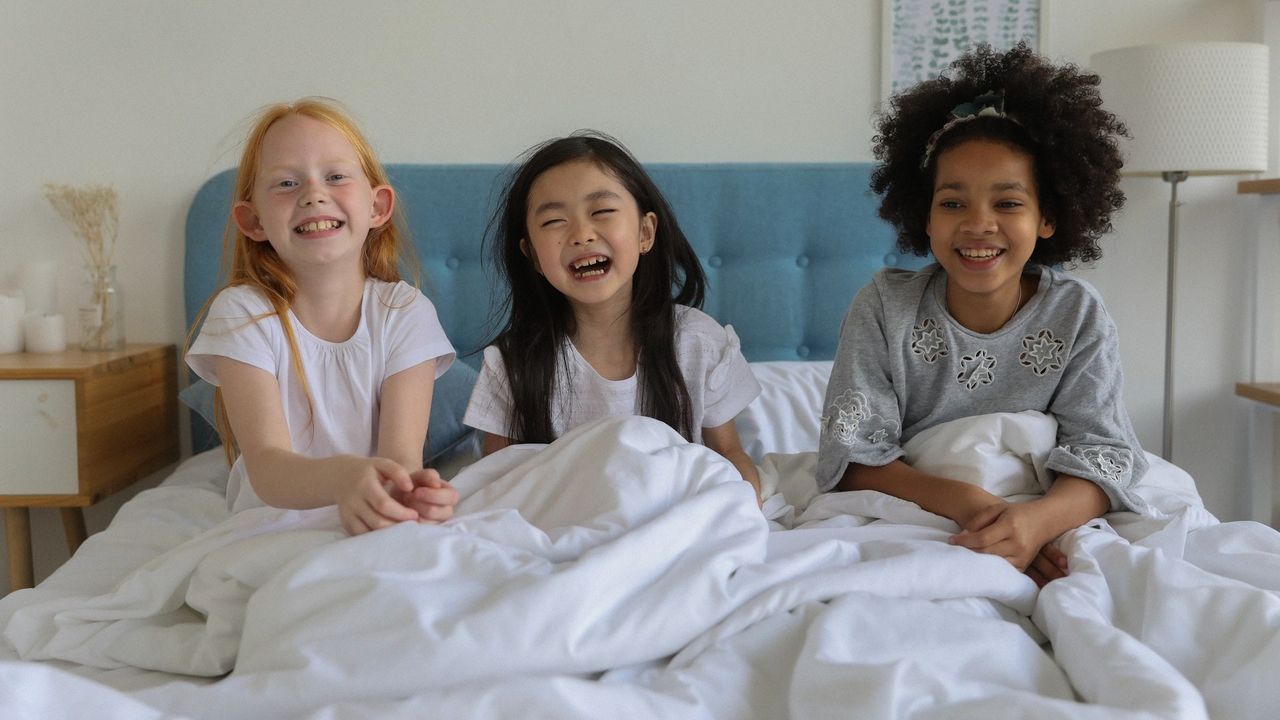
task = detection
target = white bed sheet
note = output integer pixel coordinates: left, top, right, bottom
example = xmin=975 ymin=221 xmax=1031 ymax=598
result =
xmin=1 ymin=412 xmax=1277 ymax=719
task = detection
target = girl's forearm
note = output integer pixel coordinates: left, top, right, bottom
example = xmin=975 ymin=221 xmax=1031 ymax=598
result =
xmin=1034 ymin=474 xmax=1110 ymax=538
xmin=699 ymin=421 xmax=760 ymax=499
xmin=376 ymin=445 xmax=423 ymax=474
xmin=838 ymin=459 xmax=999 ymax=525
xmin=244 ymin=448 xmax=361 ymax=510
xmin=481 ymin=432 xmax=512 ymax=456
xmin=375 ymin=360 xmax=434 ymax=473
xmin=723 ymin=448 xmax=761 ymax=496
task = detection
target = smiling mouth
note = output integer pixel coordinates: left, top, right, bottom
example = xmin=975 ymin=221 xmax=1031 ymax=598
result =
xmin=957 ymin=248 xmax=1005 ymax=260
xmin=294 ymin=219 xmax=344 ymax=234
xmin=571 ymin=256 xmax=611 ymax=278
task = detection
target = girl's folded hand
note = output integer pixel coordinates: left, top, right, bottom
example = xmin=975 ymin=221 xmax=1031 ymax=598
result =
xmin=337 ymin=457 xmax=419 ymax=535
xmin=399 ymin=468 xmax=459 ymax=523
xmin=949 ymin=499 xmax=1056 ymax=574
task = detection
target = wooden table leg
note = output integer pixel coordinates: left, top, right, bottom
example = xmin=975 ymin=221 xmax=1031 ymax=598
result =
xmin=61 ymin=507 xmax=88 ymax=555
xmin=5 ymin=507 xmax=33 ymax=592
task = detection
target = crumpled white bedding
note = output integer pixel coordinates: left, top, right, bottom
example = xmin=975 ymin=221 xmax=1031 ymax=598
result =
xmin=1 ymin=412 xmax=1278 ymax=719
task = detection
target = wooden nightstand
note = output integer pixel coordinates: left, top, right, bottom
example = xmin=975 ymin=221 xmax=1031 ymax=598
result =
xmin=0 ymin=343 xmax=180 ymax=590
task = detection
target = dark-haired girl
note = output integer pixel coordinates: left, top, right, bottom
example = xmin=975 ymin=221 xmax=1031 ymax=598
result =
xmin=816 ymin=43 xmax=1151 ymax=585
xmin=464 ymin=132 xmax=763 ymax=503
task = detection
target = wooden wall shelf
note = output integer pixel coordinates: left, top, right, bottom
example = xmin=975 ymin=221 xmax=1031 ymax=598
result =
xmin=1237 ymin=382 xmax=1280 ymax=408
xmin=1238 ymin=178 xmax=1280 ymax=195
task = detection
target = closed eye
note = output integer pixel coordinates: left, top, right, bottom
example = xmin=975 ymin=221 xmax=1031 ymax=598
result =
xmin=592 ymin=208 xmax=617 ymax=217
xmin=540 ymin=218 xmax=566 ymax=228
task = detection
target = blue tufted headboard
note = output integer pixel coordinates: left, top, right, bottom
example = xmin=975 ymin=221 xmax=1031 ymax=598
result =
xmin=185 ymin=163 xmax=923 ymax=362
xmin=184 ymin=164 xmax=926 ymax=449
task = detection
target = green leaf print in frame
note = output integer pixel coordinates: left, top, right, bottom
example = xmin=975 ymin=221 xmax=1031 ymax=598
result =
xmin=881 ymin=0 xmax=1042 ymax=97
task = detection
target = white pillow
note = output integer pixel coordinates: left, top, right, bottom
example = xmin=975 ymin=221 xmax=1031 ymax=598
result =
xmin=735 ymin=361 xmax=832 ymax=462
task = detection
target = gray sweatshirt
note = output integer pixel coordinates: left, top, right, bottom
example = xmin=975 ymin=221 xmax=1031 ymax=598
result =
xmin=815 ymin=264 xmax=1150 ymax=514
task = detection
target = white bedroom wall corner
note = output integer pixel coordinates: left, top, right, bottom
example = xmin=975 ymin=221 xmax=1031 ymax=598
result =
xmin=1273 ymin=413 xmax=1280 ymax=526
xmin=1265 ymin=0 xmax=1280 ymax=175
xmin=1249 ymin=199 xmax=1280 ymax=383
xmin=1244 ymin=194 xmax=1280 ymax=527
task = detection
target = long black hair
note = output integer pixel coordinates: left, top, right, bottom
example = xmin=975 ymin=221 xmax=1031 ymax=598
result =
xmin=484 ymin=131 xmax=707 ymax=443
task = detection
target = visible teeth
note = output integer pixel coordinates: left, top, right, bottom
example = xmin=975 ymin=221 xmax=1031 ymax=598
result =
xmin=578 ymin=268 xmax=606 ymax=277
xmin=572 ymin=256 xmax=607 ymax=270
xmin=296 ymin=220 xmax=340 ymax=233
xmin=959 ymin=248 xmax=1002 ymax=259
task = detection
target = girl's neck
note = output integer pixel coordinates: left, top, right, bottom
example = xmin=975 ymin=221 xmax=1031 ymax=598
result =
xmin=289 ymin=264 xmax=368 ymax=343
xmin=946 ymin=273 xmax=1029 ymax=334
xmin=570 ymin=301 xmax=635 ymax=381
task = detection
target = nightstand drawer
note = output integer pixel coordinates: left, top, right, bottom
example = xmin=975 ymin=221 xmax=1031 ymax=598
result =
xmin=0 ymin=344 xmax=179 ymax=506
xmin=0 ymin=379 xmax=78 ymax=494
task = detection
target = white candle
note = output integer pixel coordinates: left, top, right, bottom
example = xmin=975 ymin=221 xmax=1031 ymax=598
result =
xmin=0 ymin=293 xmax=24 ymax=353
xmin=20 ymin=260 xmax=58 ymax=316
xmin=23 ymin=313 xmax=66 ymax=353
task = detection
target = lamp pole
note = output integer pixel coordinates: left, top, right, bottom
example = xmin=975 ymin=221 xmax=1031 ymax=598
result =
xmin=1161 ymin=170 xmax=1187 ymax=461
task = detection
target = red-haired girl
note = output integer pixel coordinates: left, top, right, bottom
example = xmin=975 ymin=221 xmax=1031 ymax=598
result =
xmin=187 ymin=98 xmax=457 ymax=535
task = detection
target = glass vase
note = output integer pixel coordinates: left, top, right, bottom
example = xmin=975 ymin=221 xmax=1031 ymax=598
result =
xmin=79 ymin=264 xmax=125 ymax=351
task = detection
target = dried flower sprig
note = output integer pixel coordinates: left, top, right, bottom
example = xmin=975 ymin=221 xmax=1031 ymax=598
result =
xmin=43 ymin=183 xmax=123 ymax=349
xmin=43 ymin=183 xmax=119 ymax=272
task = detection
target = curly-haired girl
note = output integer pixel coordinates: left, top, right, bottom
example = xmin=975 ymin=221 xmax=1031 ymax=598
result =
xmin=815 ymin=43 xmax=1149 ymax=586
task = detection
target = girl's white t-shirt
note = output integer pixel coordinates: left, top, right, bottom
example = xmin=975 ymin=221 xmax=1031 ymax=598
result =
xmin=464 ymin=305 xmax=760 ymax=444
xmin=187 ymin=279 xmax=455 ymax=512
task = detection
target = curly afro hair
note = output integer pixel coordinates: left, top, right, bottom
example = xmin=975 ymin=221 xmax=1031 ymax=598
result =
xmin=871 ymin=42 xmax=1128 ymax=267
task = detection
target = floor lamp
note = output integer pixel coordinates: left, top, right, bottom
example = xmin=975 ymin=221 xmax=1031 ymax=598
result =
xmin=1090 ymin=42 xmax=1269 ymax=462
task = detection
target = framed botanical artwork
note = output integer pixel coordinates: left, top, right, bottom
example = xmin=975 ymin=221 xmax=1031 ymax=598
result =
xmin=881 ymin=0 xmax=1046 ymax=97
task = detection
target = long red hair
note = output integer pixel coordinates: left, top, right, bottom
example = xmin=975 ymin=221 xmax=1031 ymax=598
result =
xmin=187 ymin=98 xmax=416 ymax=463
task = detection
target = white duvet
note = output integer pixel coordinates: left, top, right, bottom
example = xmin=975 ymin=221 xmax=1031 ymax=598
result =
xmin=1 ymin=412 xmax=1278 ymax=719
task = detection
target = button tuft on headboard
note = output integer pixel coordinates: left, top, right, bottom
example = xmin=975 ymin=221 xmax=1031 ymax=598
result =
xmin=883 ymin=253 xmax=899 ymax=266
xmin=708 ymin=256 xmax=722 ymax=269
xmin=795 ymin=255 xmax=810 ymax=268
xmin=446 ymin=257 xmax=461 ymax=270
xmin=797 ymin=345 xmax=811 ymax=359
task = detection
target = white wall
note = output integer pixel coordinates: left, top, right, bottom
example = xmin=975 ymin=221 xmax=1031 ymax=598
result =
xmin=1045 ymin=0 xmax=1266 ymax=524
xmin=0 ymin=0 xmax=1269 ymax=591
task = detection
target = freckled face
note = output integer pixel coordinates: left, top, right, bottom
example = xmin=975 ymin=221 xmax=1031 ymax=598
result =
xmin=523 ymin=160 xmax=656 ymax=313
xmin=233 ymin=114 xmax=393 ymax=274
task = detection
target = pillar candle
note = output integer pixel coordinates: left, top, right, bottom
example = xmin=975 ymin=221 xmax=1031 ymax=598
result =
xmin=0 ymin=293 xmax=24 ymax=353
xmin=23 ymin=313 xmax=66 ymax=353
xmin=20 ymin=260 xmax=58 ymax=316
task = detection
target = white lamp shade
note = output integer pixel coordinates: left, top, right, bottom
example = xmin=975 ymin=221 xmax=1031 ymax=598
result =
xmin=1091 ymin=42 xmax=1269 ymax=176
